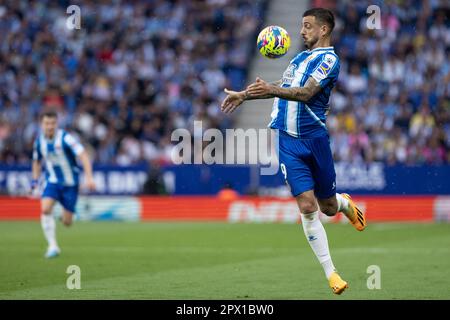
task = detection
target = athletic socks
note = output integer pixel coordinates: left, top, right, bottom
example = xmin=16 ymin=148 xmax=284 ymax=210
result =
xmin=336 ymin=193 xmax=355 ymax=222
xmin=300 ymin=210 xmax=336 ymax=279
xmin=41 ymin=214 xmax=58 ymax=249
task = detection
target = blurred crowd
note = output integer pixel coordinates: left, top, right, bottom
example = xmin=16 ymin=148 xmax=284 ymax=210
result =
xmin=0 ymin=0 xmax=266 ymax=165
xmin=0 ymin=0 xmax=449 ymax=166
xmin=322 ymin=0 xmax=450 ymax=165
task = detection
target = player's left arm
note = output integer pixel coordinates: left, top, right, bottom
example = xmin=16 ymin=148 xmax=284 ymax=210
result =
xmin=247 ymin=53 xmax=339 ymax=103
xmin=78 ymin=151 xmax=95 ymax=191
xmin=64 ymin=133 xmax=95 ymax=191
xmin=247 ymin=76 xmax=322 ymax=103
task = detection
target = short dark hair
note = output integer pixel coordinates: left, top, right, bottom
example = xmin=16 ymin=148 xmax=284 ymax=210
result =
xmin=40 ymin=110 xmax=58 ymax=120
xmin=303 ymin=8 xmax=335 ymax=34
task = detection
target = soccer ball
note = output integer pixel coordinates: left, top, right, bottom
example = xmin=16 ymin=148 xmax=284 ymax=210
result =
xmin=257 ymin=26 xmax=291 ymax=59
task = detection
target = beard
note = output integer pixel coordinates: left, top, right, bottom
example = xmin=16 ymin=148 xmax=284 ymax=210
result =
xmin=303 ymin=36 xmax=319 ymax=49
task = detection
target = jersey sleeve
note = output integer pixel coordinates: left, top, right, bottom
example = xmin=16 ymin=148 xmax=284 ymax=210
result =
xmin=63 ymin=133 xmax=85 ymax=156
xmin=310 ymin=53 xmax=340 ymax=88
xmin=32 ymin=138 xmax=42 ymax=161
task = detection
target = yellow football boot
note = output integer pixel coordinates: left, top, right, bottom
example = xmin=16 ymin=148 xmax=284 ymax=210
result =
xmin=342 ymin=193 xmax=367 ymax=231
xmin=328 ymin=272 xmax=348 ymax=295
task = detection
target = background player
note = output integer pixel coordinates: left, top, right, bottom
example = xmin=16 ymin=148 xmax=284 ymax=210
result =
xmin=31 ymin=110 xmax=95 ymax=258
xmin=221 ymin=8 xmax=366 ymax=294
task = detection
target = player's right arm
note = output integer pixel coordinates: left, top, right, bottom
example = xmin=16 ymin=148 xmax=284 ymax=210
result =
xmin=221 ymin=79 xmax=282 ymax=114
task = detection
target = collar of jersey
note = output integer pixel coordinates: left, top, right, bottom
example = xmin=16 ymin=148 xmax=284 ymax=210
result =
xmin=307 ymin=46 xmax=334 ymax=53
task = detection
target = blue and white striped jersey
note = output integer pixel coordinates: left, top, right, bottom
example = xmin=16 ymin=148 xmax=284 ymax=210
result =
xmin=33 ymin=129 xmax=84 ymax=186
xmin=269 ymin=46 xmax=340 ymax=138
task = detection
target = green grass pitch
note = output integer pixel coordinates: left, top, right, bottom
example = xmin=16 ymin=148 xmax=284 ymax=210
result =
xmin=0 ymin=221 xmax=449 ymax=299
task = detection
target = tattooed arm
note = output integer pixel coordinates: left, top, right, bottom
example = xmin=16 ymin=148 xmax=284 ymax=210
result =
xmin=246 ymin=76 xmax=322 ymax=103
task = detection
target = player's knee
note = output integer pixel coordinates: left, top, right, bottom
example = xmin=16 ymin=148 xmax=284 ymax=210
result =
xmin=41 ymin=199 xmax=55 ymax=215
xmin=62 ymin=219 xmax=72 ymax=227
xmin=41 ymin=207 xmax=52 ymax=215
xmin=62 ymin=214 xmax=73 ymax=227
xmin=296 ymin=191 xmax=319 ymax=214
xmin=318 ymin=196 xmax=338 ymax=216
xmin=320 ymin=203 xmax=338 ymax=216
xmin=298 ymin=200 xmax=317 ymax=214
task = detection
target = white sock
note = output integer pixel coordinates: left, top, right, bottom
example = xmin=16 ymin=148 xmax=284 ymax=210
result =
xmin=301 ymin=211 xmax=336 ymax=279
xmin=41 ymin=214 xmax=58 ymax=249
xmin=336 ymin=193 xmax=349 ymax=213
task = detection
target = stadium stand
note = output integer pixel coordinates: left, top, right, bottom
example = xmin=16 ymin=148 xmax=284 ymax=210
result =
xmin=0 ymin=0 xmax=268 ymax=165
xmin=319 ymin=0 xmax=450 ymax=164
xmin=0 ymin=0 xmax=448 ymax=166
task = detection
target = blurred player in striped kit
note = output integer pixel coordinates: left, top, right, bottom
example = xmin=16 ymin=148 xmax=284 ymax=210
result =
xmin=31 ymin=110 xmax=95 ymax=258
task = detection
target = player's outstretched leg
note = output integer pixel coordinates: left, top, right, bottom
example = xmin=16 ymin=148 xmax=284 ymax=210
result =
xmin=297 ymin=191 xmax=348 ymax=295
xmin=41 ymin=198 xmax=60 ymax=258
xmin=336 ymin=193 xmax=366 ymax=231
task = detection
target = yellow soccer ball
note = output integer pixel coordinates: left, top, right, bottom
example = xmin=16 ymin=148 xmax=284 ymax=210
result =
xmin=257 ymin=26 xmax=291 ymax=59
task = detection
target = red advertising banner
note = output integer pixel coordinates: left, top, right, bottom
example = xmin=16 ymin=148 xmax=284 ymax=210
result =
xmin=139 ymin=196 xmax=435 ymax=222
xmin=0 ymin=197 xmax=40 ymax=220
xmin=140 ymin=196 xmax=230 ymax=220
xmin=0 ymin=196 xmax=438 ymax=222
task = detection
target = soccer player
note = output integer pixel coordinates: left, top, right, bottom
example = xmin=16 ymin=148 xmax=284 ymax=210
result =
xmin=31 ymin=110 xmax=95 ymax=258
xmin=221 ymin=8 xmax=366 ymax=294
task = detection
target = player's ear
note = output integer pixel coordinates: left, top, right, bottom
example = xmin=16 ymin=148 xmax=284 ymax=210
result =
xmin=320 ymin=25 xmax=328 ymax=37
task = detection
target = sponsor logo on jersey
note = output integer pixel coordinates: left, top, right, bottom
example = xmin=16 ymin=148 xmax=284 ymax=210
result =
xmin=318 ymin=61 xmax=331 ymax=75
xmin=317 ymin=55 xmax=335 ymax=76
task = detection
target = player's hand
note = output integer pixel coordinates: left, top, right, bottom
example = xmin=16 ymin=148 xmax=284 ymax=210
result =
xmin=84 ymin=176 xmax=96 ymax=191
xmin=246 ymin=77 xmax=273 ymax=97
xmin=221 ymin=88 xmax=246 ymax=114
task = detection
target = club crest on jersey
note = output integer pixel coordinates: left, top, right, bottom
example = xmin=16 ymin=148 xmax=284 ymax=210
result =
xmin=281 ymin=63 xmax=297 ymax=85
